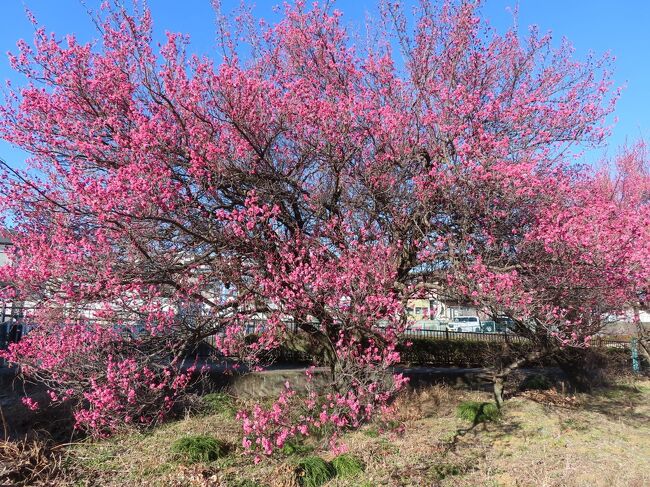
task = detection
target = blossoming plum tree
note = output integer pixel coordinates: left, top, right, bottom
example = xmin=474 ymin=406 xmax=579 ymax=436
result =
xmin=589 ymin=143 xmax=650 ymax=364
xmin=454 ymin=141 xmax=650 ymax=403
xmin=0 ymin=0 xmax=642 ymax=452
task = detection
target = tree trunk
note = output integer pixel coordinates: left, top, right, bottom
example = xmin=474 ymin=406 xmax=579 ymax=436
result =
xmin=283 ymin=324 xmax=337 ymax=372
xmin=491 ymin=348 xmax=547 ymax=409
xmin=493 ymin=376 xmax=505 ymax=409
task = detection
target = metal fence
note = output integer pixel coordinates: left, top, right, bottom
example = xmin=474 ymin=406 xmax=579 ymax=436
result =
xmin=402 ymin=328 xmax=629 ymax=348
xmin=1 ymin=304 xmax=25 ymax=366
xmin=590 ymin=336 xmax=630 ymax=349
xmin=404 ymin=328 xmax=528 ymax=343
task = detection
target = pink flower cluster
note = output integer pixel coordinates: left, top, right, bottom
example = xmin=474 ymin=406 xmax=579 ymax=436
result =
xmin=73 ymin=356 xmax=194 ymax=436
xmin=237 ymin=370 xmax=408 ymax=460
xmin=2 ymin=321 xmax=194 ymax=436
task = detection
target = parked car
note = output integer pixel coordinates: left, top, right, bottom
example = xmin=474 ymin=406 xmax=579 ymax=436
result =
xmin=447 ymin=316 xmax=481 ymax=332
xmin=480 ymin=319 xmax=515 ymax=333
xmin=480 ymin=320 xmax=497 ymax=333
xmin=495 ymin=316 xmax=517 ymax=333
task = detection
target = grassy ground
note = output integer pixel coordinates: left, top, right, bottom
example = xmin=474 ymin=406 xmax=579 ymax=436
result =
xmin=61 ymin=379 xmax=650 ymax=487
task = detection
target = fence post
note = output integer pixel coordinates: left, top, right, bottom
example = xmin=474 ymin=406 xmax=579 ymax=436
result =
xmin=631 ymin=338 xmax=640 ymax=374
xmin=445 ymin=329 xmax=450 ymax=365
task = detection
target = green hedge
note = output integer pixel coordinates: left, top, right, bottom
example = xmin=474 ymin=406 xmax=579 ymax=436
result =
xmin=398 ymin=337 xmax=634 ymax=370
xmin=398 ymin=338 xmax=537 ymax=368
xmin=245 ymin=334 xmax=535 ymax=368
xmin=209 ymin=334 xmax=635 ymax=370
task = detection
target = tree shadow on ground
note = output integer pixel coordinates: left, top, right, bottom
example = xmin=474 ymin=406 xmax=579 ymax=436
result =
xmin=443 ymin=406 xmax=522 ymax=454
xmin=577 ymin=383 xmax=650 ymax=428
xmin=516 ymin=381 xmax=650 ymax=428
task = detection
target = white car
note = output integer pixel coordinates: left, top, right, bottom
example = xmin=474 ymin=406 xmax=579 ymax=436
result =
xmin=447 ymin=316 xmax=481 ymax=333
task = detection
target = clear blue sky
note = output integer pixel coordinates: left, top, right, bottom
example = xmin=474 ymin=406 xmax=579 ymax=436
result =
xmin=1 ymin=1 xmax=649 ymax=169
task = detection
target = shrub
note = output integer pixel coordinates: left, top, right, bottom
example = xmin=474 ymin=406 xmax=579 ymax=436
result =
xmin=202 ymin=392 xmax=237 ymax=417
xmin=331 ymin=453 xmax=365 ymax=478
xmin=171 ymin=435 xmax=228 ymax=463
xmin=295 ymin=456 xmax=336 ymax=487
xmin=456 ymin=401 xmax=500 ymax=424
xmin=554 ymin=347 xmax=631 ymax=391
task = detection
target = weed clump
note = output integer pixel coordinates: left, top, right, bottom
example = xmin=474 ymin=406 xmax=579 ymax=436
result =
xmin=171 ymin=435 xmax=228 ymax=463
xmin=295 ymin=456 xmax=335 ymax=487
xmin=362 ymin=427 xmax=380 ymax=438
xmin=432 ymin=462 xmax=466 ymax=480
xmin=202 ymin=392 xmax=237 ymax=417
xmin=456 ymin=401 xmax=500 ymax=424
xmin=331 ymin=453 xmax=365 ymax=478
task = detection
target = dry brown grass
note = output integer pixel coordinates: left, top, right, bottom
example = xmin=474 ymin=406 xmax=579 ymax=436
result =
xmin=518 ymin=387 xmax=581 ymax=408
xmin=0 ymin=437 xmax=63 ymax=486
xmin=52 ymin=378 xmax=650 ymax=486
xmin=387 ymin=384 xmax=454 ymax=423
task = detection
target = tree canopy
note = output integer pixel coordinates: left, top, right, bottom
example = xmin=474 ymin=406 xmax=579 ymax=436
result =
xmin=0 ymin=0 xmax=647 ymax=454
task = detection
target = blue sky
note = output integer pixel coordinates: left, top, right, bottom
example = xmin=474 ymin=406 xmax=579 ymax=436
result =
xmin=1 ymin=1 xmax=649 ymax=169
